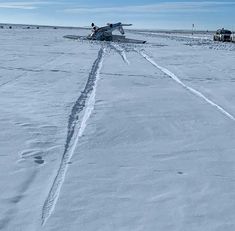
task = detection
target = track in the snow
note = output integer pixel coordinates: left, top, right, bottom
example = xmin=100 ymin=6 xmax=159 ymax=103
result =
xmin=136 ymin=49 xmax=235 ymax=122
xmin=41 ymin=41 xmax=131 ymax=226
xmin=41 ymin=47 xmax=106 ymax=226
xmin=109 ymin=43 xmax=130 ymax=65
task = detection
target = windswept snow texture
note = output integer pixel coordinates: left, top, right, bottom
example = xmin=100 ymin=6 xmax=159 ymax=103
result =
xmin=1 ymin=28 xmax=235 ymax=231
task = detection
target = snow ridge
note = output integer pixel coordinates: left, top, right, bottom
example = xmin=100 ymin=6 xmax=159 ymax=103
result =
xmin=41 ymin=47 xmax=105 ymax=226
xmin=109 ymin=43 xmax=129 ymax=65
xmin=137 ymin=49 xmax=235 ymax=122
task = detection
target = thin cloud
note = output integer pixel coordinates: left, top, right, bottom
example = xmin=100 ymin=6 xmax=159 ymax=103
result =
xmin=64 ymin=1 xmax=235 ymax=14
xmin=0 ymin=1 xmax=52 ymax=10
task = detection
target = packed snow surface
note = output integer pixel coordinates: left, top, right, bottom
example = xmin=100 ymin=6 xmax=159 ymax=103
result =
xmin=1 ymin=27 xmax=235 ymax=231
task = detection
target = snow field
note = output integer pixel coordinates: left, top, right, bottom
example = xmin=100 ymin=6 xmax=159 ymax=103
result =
xmin=0 ymin=27 xmax=235 ymax=231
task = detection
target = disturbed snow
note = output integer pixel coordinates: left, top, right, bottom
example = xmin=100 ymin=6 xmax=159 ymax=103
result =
xmin=0 ymin=28 xmax=235 ymax=231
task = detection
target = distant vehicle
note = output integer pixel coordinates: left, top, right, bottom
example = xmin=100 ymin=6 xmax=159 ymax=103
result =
xmin=213 ymin=29 xmax=232 ymax=42
xmin=64 ymin=22 xmax=147 ymax=44
xmin=231 ymin=33 xmax=235 ymax=43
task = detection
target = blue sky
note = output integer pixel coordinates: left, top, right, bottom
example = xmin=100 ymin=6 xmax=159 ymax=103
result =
xmin=0 ymin=0 xmax=235 ymax=30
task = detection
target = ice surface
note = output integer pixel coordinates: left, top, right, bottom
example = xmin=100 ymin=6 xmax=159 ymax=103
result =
xmin=0 ymin=27 xmax=235 ymax=231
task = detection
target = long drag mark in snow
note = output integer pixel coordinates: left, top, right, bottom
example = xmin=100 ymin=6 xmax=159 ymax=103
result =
xmin=41 ymin=47 xmax=105 ymax=226
xmin=137 ymin=49 xmax=235 ymax=122
xmin=109 ymin=43 xmax=129 ymax=65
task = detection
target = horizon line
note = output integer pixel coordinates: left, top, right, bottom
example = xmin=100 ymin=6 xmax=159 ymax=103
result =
xmin=0 ymin=22 xmax=230 ymax=32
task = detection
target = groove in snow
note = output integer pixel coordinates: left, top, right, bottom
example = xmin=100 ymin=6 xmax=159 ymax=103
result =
xmin=137 ymin=49 xmax=235 ymax=122
xmin=109 ymin=43 xmax=130 ymax=65
xmin=41 ymin=47 xmax=105 ymax=225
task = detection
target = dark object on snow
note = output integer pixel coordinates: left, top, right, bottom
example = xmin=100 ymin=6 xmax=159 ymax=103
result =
xmin=213 ymin=28 xmax=232 ymax=42
xmin=231 ymin=33 xmax=235 ymax=43
xmin=64 ymin=22 xmax=147 ymax=44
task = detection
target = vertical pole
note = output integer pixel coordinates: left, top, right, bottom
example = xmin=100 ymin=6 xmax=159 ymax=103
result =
xmin=192 ymin=24 xmax=194 ymax=35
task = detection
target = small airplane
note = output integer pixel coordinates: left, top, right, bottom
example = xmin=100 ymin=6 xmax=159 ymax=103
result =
xmin=64 ymin=22 xmax=146 ymax=44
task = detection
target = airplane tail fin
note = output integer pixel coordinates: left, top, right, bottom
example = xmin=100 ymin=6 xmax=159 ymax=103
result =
xmin=119 ymin=24 xmax=132 ymax=34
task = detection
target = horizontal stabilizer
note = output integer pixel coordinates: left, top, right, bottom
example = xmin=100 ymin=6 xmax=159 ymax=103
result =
xmin=121 ymin=24 xmax=132 ymax=26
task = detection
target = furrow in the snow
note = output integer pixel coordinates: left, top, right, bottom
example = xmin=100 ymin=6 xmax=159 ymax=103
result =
xmin=41 ymin=47 xmax=105 ymax=226
xmin=109 ymin=43 xmax=129 ymax=65
xmin=137 ymin=49 xmax=235 ymax=122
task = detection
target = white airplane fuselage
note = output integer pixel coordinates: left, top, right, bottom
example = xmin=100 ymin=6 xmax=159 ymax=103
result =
xmin=88 ymin=22 xmax=130 ymax=41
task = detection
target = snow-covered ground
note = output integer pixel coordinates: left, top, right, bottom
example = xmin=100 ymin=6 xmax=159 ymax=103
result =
xmin=1 ymin=27 xmax=235 ymax=231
